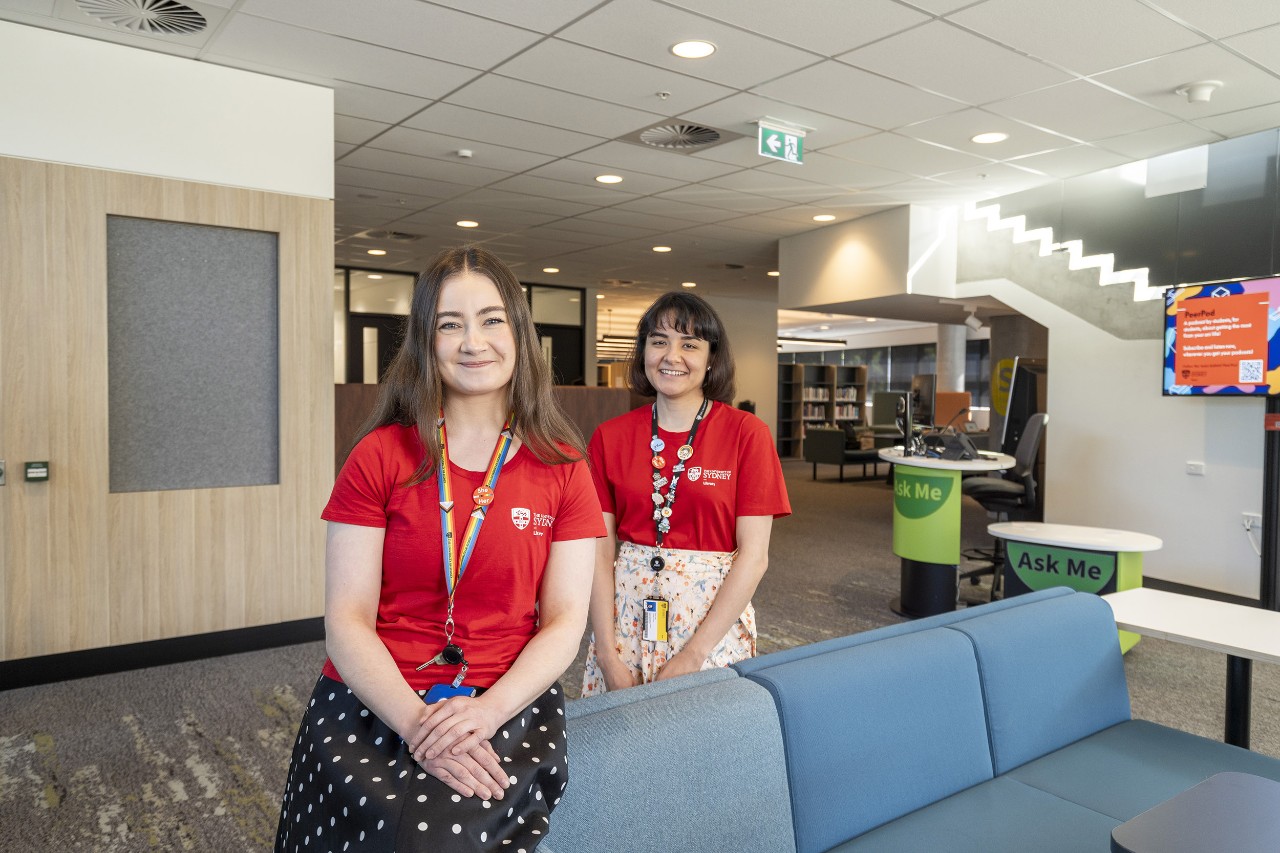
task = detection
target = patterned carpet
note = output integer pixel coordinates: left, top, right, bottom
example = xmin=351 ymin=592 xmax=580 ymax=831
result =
xmin=2 ymin=459 xmax=1277 ymax=850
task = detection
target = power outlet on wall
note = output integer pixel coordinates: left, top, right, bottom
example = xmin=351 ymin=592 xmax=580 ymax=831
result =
xmin=1243 ymin=512 xmax=1262 ymax=532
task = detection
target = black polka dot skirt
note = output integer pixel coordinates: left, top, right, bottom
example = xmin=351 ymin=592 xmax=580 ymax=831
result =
xmin=275 ymin=675 xmax=568 ymax=852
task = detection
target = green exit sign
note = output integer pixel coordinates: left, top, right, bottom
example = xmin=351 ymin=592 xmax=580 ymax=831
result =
xmin=758 ymin=124 xmax=804 ymax=165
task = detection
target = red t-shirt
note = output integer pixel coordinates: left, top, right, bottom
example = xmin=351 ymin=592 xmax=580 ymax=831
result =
xmin=320 ymin=423 xmax=604 ymax=689
xmin=588 ymin=402 xmax=791 ymax=552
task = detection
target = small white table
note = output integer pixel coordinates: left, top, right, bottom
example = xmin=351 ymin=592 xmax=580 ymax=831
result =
xmin=1103 ymin=587 xmax=1280 ymax=749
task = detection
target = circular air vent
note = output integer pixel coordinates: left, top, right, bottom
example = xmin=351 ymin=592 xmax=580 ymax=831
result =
xmin=637 ymin=123 xmax=722 ymax=150
xmin=77 ymin=0 xmax=207 ymax=35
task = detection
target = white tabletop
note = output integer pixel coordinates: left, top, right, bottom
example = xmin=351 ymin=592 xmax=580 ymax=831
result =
xmin=877 ymin=446 xmax=1014 ymax=472
xmin=989 ymin=522 xmax=1163 ymax=552
xmin=1102 ymin=588 xmax=1280 ymax=664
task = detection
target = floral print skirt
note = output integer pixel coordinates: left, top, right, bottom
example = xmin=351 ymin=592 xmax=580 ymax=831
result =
xmin=581 ymin=540 xmax=755 ymax=697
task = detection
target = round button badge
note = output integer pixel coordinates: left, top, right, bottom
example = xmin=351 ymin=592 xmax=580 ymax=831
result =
xmin=472 ymin=485 xmax=494 ymax=506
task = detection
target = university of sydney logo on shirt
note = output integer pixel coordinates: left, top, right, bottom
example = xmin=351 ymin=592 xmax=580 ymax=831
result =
xmin=511 ymin=507 xmax=531 ymax=530
xmin=687 ymin=466 xmax=702 ymax=482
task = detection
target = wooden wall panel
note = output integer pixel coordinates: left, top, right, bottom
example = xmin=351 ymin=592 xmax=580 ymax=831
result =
xmin=0 ymin=156 xmax=332 ymax=661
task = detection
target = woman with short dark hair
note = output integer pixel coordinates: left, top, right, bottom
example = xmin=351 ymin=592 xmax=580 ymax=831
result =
xmin=581 ymin=292 xmax=790 ymax=695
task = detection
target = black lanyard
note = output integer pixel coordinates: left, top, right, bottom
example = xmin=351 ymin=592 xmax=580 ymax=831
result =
xmin=646 ymin=398 xmax=710 ymax=571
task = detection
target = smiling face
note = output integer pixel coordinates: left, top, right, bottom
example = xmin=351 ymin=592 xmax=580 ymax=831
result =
xmin=643 ymin=317 xmax=711 ymax=404
xmin=433 ymin=270 xmax=516 ymax=401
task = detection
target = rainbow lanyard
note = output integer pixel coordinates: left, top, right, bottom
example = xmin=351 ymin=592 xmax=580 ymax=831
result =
xmin=436 ymin=413 xmax=514 ymax=598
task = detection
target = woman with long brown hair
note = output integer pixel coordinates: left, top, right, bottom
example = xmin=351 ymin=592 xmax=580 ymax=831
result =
xmin=275 ymin=246 xmax=603 ymax=852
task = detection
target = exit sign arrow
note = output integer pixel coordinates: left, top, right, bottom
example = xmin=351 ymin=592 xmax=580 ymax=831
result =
xmin=758 ymin=123 xmax=805 ymax=165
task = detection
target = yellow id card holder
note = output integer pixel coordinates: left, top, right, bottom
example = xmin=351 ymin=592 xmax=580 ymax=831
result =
xmin=642 ymin=597 xmax=669 ymax=643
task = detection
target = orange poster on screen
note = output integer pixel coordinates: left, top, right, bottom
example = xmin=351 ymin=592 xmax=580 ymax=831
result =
xmin=1174 ymin=292 xmax=1270 ymax=386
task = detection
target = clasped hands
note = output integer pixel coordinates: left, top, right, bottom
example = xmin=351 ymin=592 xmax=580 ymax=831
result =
xmin=405 ymin=695 xmax=510 ymax=800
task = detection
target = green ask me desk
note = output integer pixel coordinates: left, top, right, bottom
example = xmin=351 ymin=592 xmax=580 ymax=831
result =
xmin=992 ymin=521 xmax=1162 ymax=653
xmin=880 ymin=447 xmax=1015 ymax=618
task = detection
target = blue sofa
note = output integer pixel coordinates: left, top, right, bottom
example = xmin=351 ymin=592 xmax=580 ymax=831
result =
xmin=539 ymin=588 xmax=1280 ymax=852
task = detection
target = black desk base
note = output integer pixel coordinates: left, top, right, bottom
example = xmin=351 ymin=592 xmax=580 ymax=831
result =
xmin=1227 ymin=655 xmax=1253 ymax=749
xmin=891 ymin=559 xmax=957 ymax=619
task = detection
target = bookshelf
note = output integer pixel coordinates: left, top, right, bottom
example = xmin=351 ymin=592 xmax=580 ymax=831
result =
xmin=776 ymin=364 xmax=803 ymax=457
xmin=833 ymin=364 xmax=868 ymax=426
xmin=801 ymin=364 xmax=834 ymax=426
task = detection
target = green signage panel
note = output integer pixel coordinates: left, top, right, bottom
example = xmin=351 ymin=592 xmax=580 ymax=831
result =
xmin=1007 ymin=542 xmax=1117 ymax=594
xmin=758 ymin=125 xmax=804 ymax=165
xmin=892 ymin=466 xmax=960 ymax=564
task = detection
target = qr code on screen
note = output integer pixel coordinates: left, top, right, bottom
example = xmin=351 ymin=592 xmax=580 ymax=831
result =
xmin=1240 ymin=359 xmax=1264 ymax=383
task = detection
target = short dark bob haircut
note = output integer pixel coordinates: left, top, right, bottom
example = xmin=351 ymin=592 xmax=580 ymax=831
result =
xmin=627 ymin=292 xmax=736 ymax=404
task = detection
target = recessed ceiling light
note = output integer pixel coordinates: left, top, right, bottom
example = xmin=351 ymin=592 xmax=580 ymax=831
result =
xmin=866 ymin=317 xmax=878 ymax=323
xmin=367 ymin=249 xmax=386 ymax=256
xmin=385 ymin=298 xmax=396 ymax=303
xmin=596 ymin=293 xmax=606 ymax=299
xmin=671 ymin=40 xmax=715 ymax=59
xmin=543 ymin=267 xmax=560 ymax=274
xmin=971 ymin=132 xmax=1009 ymax=144
xmin=456 ymin=220 xmax=479 ymax=228
xmin=767 ymin=270 xmax=780 ymax=277
xmin=682 ymin=282 xmax=697 ymax=288
xmin=813 ymin=214 xmax=836 ymax=222
xmin=819 ymin=325 xmax=830 ymax=330
xmin=568 ymin=297 xmax=580 ymax=302
xmin=367 ymin=274 xmax=383 ymax=280
xmin=595 ymin=174 xmax=624 ymax=184
xmin=652 ymin=246 xmax=672 ymax=253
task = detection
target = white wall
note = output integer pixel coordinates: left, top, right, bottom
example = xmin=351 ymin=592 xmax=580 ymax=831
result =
xmin=779 ymin=206 xmax=910 ymax=307
xmin=707 ymin=293 xmax=781 ymax=438
xmin=0 ymin=21 xmax=333 ymax=198
xmin=959 ymin=279 xmax=1264 ymax=598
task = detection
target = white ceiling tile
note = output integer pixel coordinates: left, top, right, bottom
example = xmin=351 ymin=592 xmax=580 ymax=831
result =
xmin=752 ymin=60 xmax=966 ymax=131
xmin=821 ymin=132 xmax=989 ymax=177
xmin=757 ymin=151 xmax=913 ymax=189
xmin=1143 ymin=0 xmax=1280 ymax=39
xmin=611 ymin=196 xmax=745 ymax=224
xmin=403 ymin=103 xmax=606 ymax=157
xmin=1192 ymin=101 xmax=1280 ymax=136
xmin=714 ymin=214 xmax=815 ymax=237
xmin=237 ymin=0 xmax=539 ymax=67
xmin=1096 ymin=123 xmax=1224 ymax=159
xmin=335 ymin=142 xmax=356 ymax=158
xmin=335 ymin=164 xmax=475 ymax=200
xmin=488 ymin=174 xmax=643 ymax=205
xmin=568 ymin=140 xmax=743 ymax=182
xmin=331 ymin=81 xmax=432 ymax=124
xmin=655 ymin=185 xmax=794 ymax=213
xmin=1222 ymin=24 xmax=1280 ymax=76
xmin=444 ymin=74 xmax=667 ymax=137
xmin=521 ymin=159 xmax=685 ymax=195
xmin=336 ymin=185 xmax=443 ymax=211
xmin=899 ymin=0 xmax=978 ymax=13
xmin=455 ymin=188 xmax=598 ymax=218
xmin=576 ymin=207 xmax=706 ymax=232
xmin=661 ymin=0 xmax=930 ymax=55
xmin=1093 ymin=43 xmax=1280 ymax=120
xmin=986 ymin=80 xmax=1179 ymax=142
xmin=556 ymin=0 xmax=820 ymax=89
xmin=493 ymin=39 xmax=735 ymax=115
xmin=520 ymin=225 xmax=625 ymax=247
xmin=335 ymin=115 xmax=391 ymax=146
xmin=688 ymin=137 xmax=778 ymax=168
xmin=1006 ymin=145 xmax=1131 ymax=178
xmin=838 ymin=20 xmax=1070 ymax=105
xmin=362 ymin=126 xmax=556 ymax=173
xmin=547 ymin=217 xmax=665 ymax=239
xmin=704 ymin=169 xmax=845 ymax=201
xmin=680 ymin=92 xmax=878 ymax=146
xmin=205 ymin=14 xmax=481 ymax=98
xmin=392 ymin=204 xmax=561 ymax=231
xmin=898 ymin=108 xmax=1073 ymax=158
xmin=950 ymin=0 xmax=1205 ymax=75
xmin=339 ymin=147 xmax=515 ymax=186
xmin=927 ymin=161 xmax=1048 ymax=195
xmin=427 ymin=0 xmax=604 ymax=33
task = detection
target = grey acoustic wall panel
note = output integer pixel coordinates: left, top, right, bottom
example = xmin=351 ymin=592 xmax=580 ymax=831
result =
xmin=107 ymin=216 xmax=279 ymax=492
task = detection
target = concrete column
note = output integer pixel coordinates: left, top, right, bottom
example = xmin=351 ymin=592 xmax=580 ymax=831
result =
xmin=937 ymin=324 xmax=967 ymax=392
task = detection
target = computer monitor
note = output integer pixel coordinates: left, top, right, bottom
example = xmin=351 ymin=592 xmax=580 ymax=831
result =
xmin=910 ymin=374 xmax=936 ymax=427
xmin=1000 ymin=357 xmax=1047 ymax=455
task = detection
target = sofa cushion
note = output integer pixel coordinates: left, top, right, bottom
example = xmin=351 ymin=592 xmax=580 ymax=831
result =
xmin=539 ymin=677 xmax=795 ymax=853
xmin=733 ymin=587 xmax=1072 ymax=676
xmin=1006 ymin=719 xmax=1280 ymax=821
xmin=746 ymin=628 xmax=993 ymax=853
xmin=829 ymin=776 xmax=1120 ymax=853
xmin=945 ymin=591 xmax=1131 ymax=775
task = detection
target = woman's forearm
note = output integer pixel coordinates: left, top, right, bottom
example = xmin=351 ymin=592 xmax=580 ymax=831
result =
xmin=325 ymin=614 xmax=427 ymax=738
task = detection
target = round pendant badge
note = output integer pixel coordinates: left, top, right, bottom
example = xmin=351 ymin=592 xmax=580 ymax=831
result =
xmin=472 ymin=485 xmax=494 ymax=506
xmin=676 ymin=444 xmax=694 ymax=461
xmin=649 ymin=555 xmax=666 ymax=571
xmin=650 ymin=437 xmax=665 ymax=453
xmin=651 ymin=455 xmax=666 ymax=469
xmin=660 ymin=506 xmax=673 ymax=518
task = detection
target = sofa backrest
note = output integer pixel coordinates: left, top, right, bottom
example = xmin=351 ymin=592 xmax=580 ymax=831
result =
xmin=947 ymin=590 xmax=1131 ymax=775
xmin=745 ymin=627 xmax=996 ymax=853
xmin=540 ymin=672 xmax=796 ymax=853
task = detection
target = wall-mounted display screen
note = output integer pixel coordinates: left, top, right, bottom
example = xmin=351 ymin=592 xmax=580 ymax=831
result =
xmin=1163 ymin=275 xmax=1280 ymax=396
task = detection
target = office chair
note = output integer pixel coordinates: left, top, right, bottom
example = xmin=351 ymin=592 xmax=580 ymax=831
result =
xmin=958 ymin=412 xmax=1049 ymax=600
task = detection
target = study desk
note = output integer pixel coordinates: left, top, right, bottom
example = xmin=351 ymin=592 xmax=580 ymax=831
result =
xmin=991 ymin=521 xmax=1162 ymax=652
xmin=1110 ymin=772 xmax=1280 ymax=853
xmin=1103 ymin=587 xmax=1280 ymax=749
xmin=879 ymin=447 xmax=1015 ymax=618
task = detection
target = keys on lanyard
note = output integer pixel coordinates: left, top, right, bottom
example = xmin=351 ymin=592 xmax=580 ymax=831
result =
xmin=416 ymin=642 xmax=469 ymax=688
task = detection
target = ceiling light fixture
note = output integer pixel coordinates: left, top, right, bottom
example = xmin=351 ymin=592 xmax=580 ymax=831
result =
xmin=596 ymin=293 xmax=606 ymax=299
xmin=767 ymin=270 xmax=780 ymax=277
xmin=367 ymin=274 xmax=383 ymax=280
xmin=682 ymin=282 xmax=697 ymax=288
xmin=813 ymin=214 xmax=836 ymax=222
xmin=367 ymin=249 xmax=386 ymax=256
xmin=865 ymin=318 xmax=878 ymax=323
xmin=671 ymin=40 xmax=716 ymax=59
xmin=965 ymin=311 xmax=985 ymax=332
xmin=595 ymin=174 xmax=624 ymax=184
xmin=543 ymin=267 xmax=559 ymax=274
xmin=971 ymin=132 xmax=1009 ymax=144
xmin=456 ymin=220 xmax=479 ymax=228
xmin=1175 ymin=80 xmax=1222 ymax=104
xmin=777 ymin=336 xmax=847 ymax=346
xmin=652 ymin=246 xmax=672 ymax=253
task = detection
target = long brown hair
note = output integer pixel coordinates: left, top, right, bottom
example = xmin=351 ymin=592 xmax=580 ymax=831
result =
xmin=627 ymin=292 xmax=736 ymax=404
xmin=355 ymin=245 xmax=586 ymax=484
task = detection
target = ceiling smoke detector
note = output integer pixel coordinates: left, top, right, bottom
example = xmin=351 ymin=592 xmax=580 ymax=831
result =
xmin=77 ymin=0 xmax=207 ymax=35
xmin=622 ymin=122 xmax=740 ymax=153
